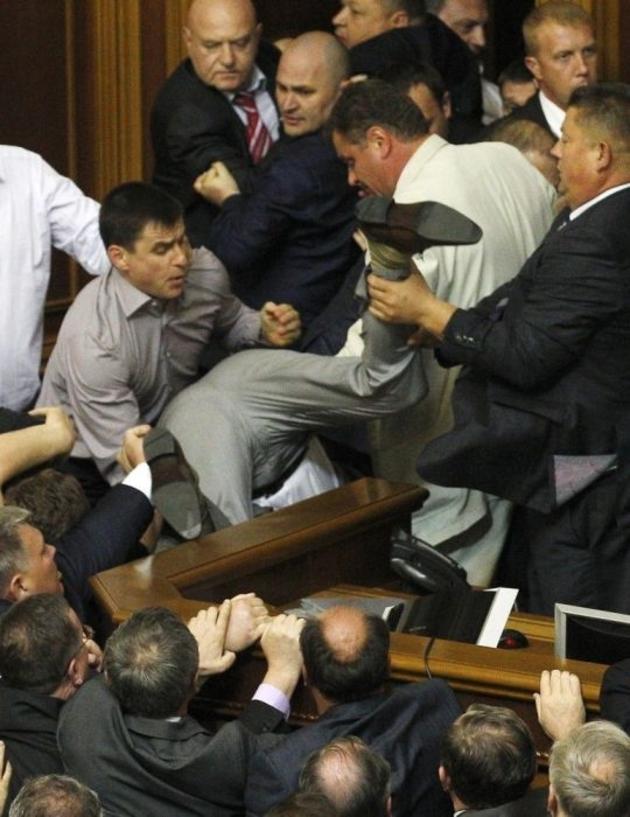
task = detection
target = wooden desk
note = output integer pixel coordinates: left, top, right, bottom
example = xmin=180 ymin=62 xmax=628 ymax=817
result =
xmin=91 ymin=477 xmax=607 ymax=754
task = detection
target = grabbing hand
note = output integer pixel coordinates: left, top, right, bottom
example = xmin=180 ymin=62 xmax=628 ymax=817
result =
xmin=194 ymin=161 xmax=240 ymax=206
xmin=188 ymin=600 xmax=236 ymax=679
xmin=261 ymin=302 xmax=301 ymax=347
xmin=29 ymin=405 xmax=76 ymax=454
xmin=225 ymin=593 xmax=271 ymax=652
xmin=534 ymin=669 xmax=586 ymax=741
xmin=260 ymin=614 xmax=305 ymax=697
xmin=117 ymin=424 xmax=151 ymax=473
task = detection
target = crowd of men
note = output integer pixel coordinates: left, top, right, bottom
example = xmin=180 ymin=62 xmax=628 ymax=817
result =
xmin=3 ymin=0 xmax=630 ymax=814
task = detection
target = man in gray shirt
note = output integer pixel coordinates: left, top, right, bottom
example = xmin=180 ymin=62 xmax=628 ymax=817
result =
xmin=39 ymin=182 xmax=299 ymax=487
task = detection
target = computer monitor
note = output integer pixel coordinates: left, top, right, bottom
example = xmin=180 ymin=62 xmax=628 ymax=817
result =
xmin=555 ymin=603 xmax=630 ymax=665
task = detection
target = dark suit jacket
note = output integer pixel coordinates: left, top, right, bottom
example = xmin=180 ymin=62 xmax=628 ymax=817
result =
xmin=151 ymin=44 xmax=279 ymax=246
xmin=56 ymin=483 xmax=153 ymax=623
xmin=508 ymin=92 xmax=554 ymax=137
xmin=58 ymin=675 xmax=285 ymax=817
xmin=420 ymin=190 xmax=630 ymax=513
xmin=600 ymin=658 xmax=630 ymax=733
xmin=462 ymin=787 xmax=548 ymax=817
xmin=349 ymin=15 xmax=482 ymax=136
xmin=0 ymin=683 xmax=64 ymax=813
xmin=207 ymin=131 xmax=359 ymax=326
xmin=244 ymin=680 xmax=460 ymax=817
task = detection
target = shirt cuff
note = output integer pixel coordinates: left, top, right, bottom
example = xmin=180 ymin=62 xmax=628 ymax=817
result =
xmin=252 ymin=683 xmax=291 ymax=720
xmin=122 ymin=462 xmax=152 ymax=501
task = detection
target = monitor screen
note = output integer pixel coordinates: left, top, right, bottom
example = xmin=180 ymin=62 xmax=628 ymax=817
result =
xmin=555 ymin=603 xmax=630 ymax=665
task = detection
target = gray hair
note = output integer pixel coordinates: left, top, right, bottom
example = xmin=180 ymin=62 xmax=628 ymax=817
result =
xmin=0 ymin=506 xmax=30 ymax=595
xmin=9 ymin=774 xmax=103 ymax=817
xmin=549 ymin=721 xmax=630 ymax=817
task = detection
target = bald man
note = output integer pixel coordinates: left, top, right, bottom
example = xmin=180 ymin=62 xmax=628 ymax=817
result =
xmin=245 ymin=606 xmax=460 ymax=817
xmin=151 ymin=0 xmax=280 ymax=245
xmin=193 ymin=32 xmax=359 ymax=326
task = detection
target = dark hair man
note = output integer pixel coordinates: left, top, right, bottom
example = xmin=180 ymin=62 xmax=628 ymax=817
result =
xmin=369 ymin=83 xmax=630 ymax=616
xmin=548 ymin=722 xmax=630 ymax=817
xmin=151 ymin=0 xmax=280 ymax=244
xmin=300 ymin=737 xmax=391 ymax=817
xmin=192 ymin=31 xmax=360 ymax=328
xmin=379 ymin=63 xmax=452 ymax=139
xmin=39 ymin=182 xmax=299 ymax=492
xmin=511 ymin=1 xmax=597 ymax=137
xmin=498 ymin=60 xmax=537 ymax=116
xmin=439 ymin=704 xmax=545 ymax=815
xmin=8 ymin=775 xmax=103 ymax=817
xmin=0 ymin=595 xmax=92 ymax=811
xmin=246 ymin=606 xmax=460 ymax=817
xmin=58 ymin=605 xmax=304 ymax=817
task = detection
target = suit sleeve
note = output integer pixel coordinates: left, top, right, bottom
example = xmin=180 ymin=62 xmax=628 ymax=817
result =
xmin=208 ymin=156 xmax=316 ymax=275
xmin=437 ymin=227 xmax=624 ymax=390
xmin=55 ymin=484 xmax=153 ymax=616
xmin=600 ymin=659 xmax=630 ymax=734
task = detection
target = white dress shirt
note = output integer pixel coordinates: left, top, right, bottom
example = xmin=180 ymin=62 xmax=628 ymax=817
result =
xmin=0 ymin=146 xmax=109 ymax=411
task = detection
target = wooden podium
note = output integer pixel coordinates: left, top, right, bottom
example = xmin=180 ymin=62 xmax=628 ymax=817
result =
xmin=91 ymin=478 xmax=607 ymax=753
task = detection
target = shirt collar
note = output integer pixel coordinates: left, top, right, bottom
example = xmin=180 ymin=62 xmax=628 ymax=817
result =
xmin=395 ymin=134 xmax=448 ymax=199
xmin=111 ymin=268 xmax=157 ymax=318
xmin=569 ymin=183 xmax=630 ymax=221
xmin=224 ymin=64 xmax=266 ymax=102
xmin=539 ymin=90 xmax=565 ymax=138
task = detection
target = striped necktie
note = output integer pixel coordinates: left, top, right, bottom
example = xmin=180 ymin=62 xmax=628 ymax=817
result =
xmin=233 ymin=91 xmax=272 ymax=164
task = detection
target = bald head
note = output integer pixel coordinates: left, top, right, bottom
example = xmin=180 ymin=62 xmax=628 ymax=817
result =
xmin=300 ymin=606 xmax=389 ymax=703
xmin=277 ymin=32 xmax=350 ymax=137
xmin=184 ymin=0 xmax=261 ymax=92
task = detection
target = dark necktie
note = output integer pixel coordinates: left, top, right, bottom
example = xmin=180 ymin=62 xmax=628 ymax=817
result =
xmin=233 ymin=91 xmax=272 ymax=164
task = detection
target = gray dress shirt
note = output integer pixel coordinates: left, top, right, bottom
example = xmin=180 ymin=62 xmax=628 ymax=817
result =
xmin=39 ymin=248 xmax=261 ymax=482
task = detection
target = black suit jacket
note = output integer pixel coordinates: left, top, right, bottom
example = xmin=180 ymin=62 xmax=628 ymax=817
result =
xmin=56 ymin=483 xmax=153 ymax=623
xmin=462 ymin=788 xmax=548 ymax=817
xmin=420 ymin=190 xmax=630 ymax=513
xmin=0 ymin=683 xmax=64 ymax=813
xmin=207 ymin=131 xmax=359 ymax=326
xmin=151 ymin=45 xmax=279 ymax=246
xmin=600 ymin=658 xmax=630 ymax=733
xmin=245 ymin=680 xmax=460 ymax=817
xmin=508 ymin=92 xmax=554 ymax=137
xmin=58 ymin=676 xmax=285 ymax=817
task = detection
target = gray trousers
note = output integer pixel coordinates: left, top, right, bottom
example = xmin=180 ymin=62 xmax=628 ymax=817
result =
xmin=160 ymin=312 xmax=426 ymax=524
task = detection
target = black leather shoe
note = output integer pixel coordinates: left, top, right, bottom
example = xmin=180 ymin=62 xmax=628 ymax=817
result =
xmin=356 ymin=197 xmax=482 ymax=254
xmin=144 ymin=427 xmax=204 ymax=540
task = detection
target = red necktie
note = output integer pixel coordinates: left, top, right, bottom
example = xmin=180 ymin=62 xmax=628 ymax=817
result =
xmin=233 ymin=91 xmax=272 ymax=164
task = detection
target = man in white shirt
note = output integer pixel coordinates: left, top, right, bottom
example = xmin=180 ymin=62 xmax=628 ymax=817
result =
xmin=0 ymin=146 xmax=108 ymax=412
xmin=511 ymin=1 xmax=597 ymax=138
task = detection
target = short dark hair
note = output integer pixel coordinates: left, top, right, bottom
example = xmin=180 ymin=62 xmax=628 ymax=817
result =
xmin=424 ymin=0 xmax=445 ymax=12
xmin=300 ymin=737 xmax=391 ymax=817
xmin=265 ymin=792 xmax=338 ymax=817
xmin=5 ymin=469 xmax=90 ymax=544
xmin=328 ymin=79 xmax=428 ymax=144
xmin=377 ymin=63 xmax=447 ymax=105
xmin=8 ymin=774 xmax=103 ymax=817
xmin=386 ymin=0 xmax=426 ymax=21
xmin=568 ymin=83 xmax=630 ymax=153
xmin=99 ymin=181 xmax=183 ymax=250
xmin=104 ymin=607 xmax=198 ymax=717
xmin=498 ymin=59 xmax=534 ymax=88
xmin=300 ymin=611 xmax=389 ymax=703
xmin=441 ymin=704 xmax=536 ymax=810
xmin=0 ymin=594 xmax=81 ymax=694
xmin=550 ymin=721 xmax=630 ymax=817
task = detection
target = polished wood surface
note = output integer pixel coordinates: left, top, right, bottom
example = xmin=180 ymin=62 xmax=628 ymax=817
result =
xmin=92 ymin=477 xmax=608 ymax=757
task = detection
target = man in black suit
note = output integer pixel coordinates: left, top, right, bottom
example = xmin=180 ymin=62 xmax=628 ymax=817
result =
xmin=193 ymin=32 xmax=359 ymax=327
xmin=151 ymin=0 xmax=279 ymax=246
xmin=245 ymin=606 xmax=460 ymax=817
xmin=58 ymin=606 xmax=304 ymax=817
xmin=440 ymin=704 xmax=547 ymax=816
xmin=367 ymin=82 xmax=630 ymax=615
xmin=510 ymin=2 xmax=597 ymax=138
xmin=0 ymin=594 xmax=93 ymax=811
